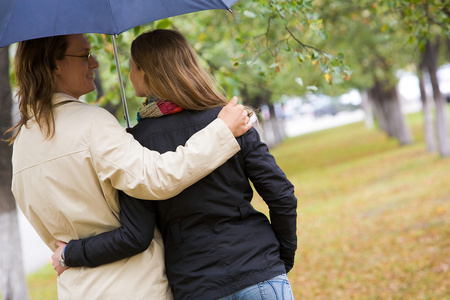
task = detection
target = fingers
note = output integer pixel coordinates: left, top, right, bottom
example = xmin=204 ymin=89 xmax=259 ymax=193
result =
xmin=217 ymin=96 xmax=252 ymax=137
xmin=231 ymin=96 xmax=238 ymax=104
xmin=52 ymin=258 xmax=67 ymax=276
xmin=56 ymin=241 xmax=66 ymax=247
xmin=52 ymin=241 xmax=68 ymax=276
xmin=222 ymin=97 xmax=239 ymax=113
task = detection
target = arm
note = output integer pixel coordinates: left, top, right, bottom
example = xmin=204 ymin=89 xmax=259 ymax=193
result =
xmin=241 ymin=129 xmax=298 ymax=273
xmin=91 ymin=98 xmax=251 ymax=200
xmin=52 ymin=191 xmax=155 ymax=274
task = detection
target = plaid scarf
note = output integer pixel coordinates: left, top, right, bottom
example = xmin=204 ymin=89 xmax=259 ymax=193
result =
xmin=137 ymin=97 xmax=183 ymax=122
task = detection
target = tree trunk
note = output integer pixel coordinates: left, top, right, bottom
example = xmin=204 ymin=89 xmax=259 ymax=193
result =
xmin=368 ymin=79 xmax=413 ymax=145
xmin=360 ymin=90 xmax=374 ymax=129
xmin=423 ymin=39 xmax=450 ymax=157
xmin=240 ymin=86 xmax=285 ymax=147
xmin=418 ymin=64 xmax=436 ymax=153
xmin=94 ymin=68 xmax=104 ymax=99
xmin=0 ymin=47 xmax=30 ymax=300
xmin=446 ymin=38 xmax=450 ymax=62
xmin=368 ymin=92 xmax=388 ymax=134
xmin=93 ymin=69 xmax=121 ymax=116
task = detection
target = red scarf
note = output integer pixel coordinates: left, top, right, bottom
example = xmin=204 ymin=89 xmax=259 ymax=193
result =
xmin=137 ymin=97 xmax=183 ymax=121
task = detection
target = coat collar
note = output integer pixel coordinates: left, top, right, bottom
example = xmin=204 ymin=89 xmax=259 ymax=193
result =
xmin=52 ymin=93 xmax=82 ymax=105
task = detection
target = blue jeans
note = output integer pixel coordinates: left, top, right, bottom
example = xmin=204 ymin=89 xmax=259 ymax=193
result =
xmin=217 ymin=274 xmax=294 ymax=300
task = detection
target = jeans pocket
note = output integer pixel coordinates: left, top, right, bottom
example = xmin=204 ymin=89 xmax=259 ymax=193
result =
xmin=263 ymin=274 xmax=294 ymax=300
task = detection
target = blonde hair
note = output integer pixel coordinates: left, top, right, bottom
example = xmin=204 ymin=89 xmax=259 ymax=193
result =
xmin=131 ymin=29 xmax=228 ymax=109
xmin=5 ymin=36 xmax=68 ymax=144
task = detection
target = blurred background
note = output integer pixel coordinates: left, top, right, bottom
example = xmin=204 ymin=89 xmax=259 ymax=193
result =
xmin=1 ymin=0 xmax=449 ymax=299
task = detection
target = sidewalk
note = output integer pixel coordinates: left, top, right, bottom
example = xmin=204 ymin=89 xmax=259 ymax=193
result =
xmin=283 ymin=110 xmax=365 ymax=137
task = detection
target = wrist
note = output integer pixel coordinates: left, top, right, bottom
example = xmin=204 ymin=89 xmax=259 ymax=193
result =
xmin=59 ymin=245 xmax=69 ymax=268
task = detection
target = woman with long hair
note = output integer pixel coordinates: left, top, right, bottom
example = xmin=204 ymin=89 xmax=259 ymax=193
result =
xmin=53 ymin=29 xmax=297 ymax=300
xmin=9 ymin=33 xmax=250 ymax=299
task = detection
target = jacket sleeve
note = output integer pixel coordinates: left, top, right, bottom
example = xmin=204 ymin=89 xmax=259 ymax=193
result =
xmin=64 ymin=192 xmax=155 ymax=268
xmin=239 ymin=128 xmax=298 ymax=273
xmin=89 ymin=108 xmax=240 ymax=200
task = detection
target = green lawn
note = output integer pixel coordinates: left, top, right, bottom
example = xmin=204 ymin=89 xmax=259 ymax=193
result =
xmin=26 ymin=113 xmax=450 ymax=299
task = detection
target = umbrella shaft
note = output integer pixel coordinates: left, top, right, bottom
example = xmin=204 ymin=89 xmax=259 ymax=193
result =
xmin=111 ymin=35 xmax=131 ymax=128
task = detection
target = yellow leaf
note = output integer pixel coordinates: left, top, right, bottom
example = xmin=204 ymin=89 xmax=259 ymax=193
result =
xmin=381 ymin=24 xmax=387 ymax=32
xmin=198 ymin=33 xmax=206 ymax=41
xmin=105 ymin=43 xmax=114 ymax=54
xmin=436 ymin=206 xmax=445 ymax=215
xmin=324 ymin=73 xmax=332 ymax=83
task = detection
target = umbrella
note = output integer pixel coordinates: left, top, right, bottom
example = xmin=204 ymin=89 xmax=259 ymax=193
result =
xmin=0 ymin=0 xmax=238 ymax=126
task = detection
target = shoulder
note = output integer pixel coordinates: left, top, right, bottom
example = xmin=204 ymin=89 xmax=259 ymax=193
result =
xmin=130 ymin=107 xmax=221 ymax=135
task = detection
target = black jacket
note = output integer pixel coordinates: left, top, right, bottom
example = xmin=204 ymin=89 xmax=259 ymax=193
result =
xmin=66 ymin=108 xmax=297 ymax=300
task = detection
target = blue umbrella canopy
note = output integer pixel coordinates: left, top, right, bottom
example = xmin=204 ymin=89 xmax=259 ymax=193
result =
xmin=0 ymin=0 xmax=238 ymax=127
xmin=0 ymin=0 xmax=237 ymax=47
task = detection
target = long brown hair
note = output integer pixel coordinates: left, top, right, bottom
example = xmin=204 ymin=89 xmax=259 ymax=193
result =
xmin=131 ymin=29 xmax=228 ymax=109
xmin=5 ymin=35 xmax=68 ymax=144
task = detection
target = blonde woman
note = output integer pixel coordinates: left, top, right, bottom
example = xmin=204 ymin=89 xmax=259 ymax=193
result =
xmin=53 ymin=30 xmax=297 ymax=300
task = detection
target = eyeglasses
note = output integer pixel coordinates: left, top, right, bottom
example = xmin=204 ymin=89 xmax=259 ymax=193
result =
xmin=64 ymin=52 xmax=93 ymax=61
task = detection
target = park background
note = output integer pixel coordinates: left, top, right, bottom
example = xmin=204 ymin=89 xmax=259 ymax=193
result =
xmin=1 ymin=0 xmax=449 ymax=299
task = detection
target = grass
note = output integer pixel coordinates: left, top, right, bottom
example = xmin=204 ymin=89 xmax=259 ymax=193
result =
xmin=25 ymin=112 xmax=450 ymax=299
xmin=26 ymin=266 xmax=58 ymax=300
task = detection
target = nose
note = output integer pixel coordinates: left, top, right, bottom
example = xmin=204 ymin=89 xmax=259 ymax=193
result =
xmin=89 ymin=54 xmax=99 ymax=69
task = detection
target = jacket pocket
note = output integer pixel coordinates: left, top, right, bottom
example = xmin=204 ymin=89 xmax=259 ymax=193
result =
xmin=238 ymin=202 xmax=253 ymax=220
xmin=57 ymin=267 xmax=82 ymax=299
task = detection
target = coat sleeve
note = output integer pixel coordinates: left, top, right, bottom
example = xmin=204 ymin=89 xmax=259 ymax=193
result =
xmin=239 ymin=128 xmax=298 ymax=273
xmin=64 ymin=192 xmax=155 ymax=268
xmin=89 ymin=108 xmax=240 ymax=200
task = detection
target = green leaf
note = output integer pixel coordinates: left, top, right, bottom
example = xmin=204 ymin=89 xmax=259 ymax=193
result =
xmin=133 ymin=25 xmax=142 ymax=36
xmin=269 ymin=62 xmax=280 ymax=69
xmin=243 ymin=10 xmax=257 ymax=18
xmin=323 ymin=53 xmax=334 ymax=61
xmin=320 ymin=62 xmax=329 ymax=72
xmin=295 ymin=77 xmax=304 ymax=86
xmin=156 ymin=19 xmax=172 ymax=29
xmin=298 ymin=52 xmax=306 ymax=62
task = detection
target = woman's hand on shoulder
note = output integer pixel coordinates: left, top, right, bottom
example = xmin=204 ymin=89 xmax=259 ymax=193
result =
xmin=218 ymin=97 xmax=252 ymax=137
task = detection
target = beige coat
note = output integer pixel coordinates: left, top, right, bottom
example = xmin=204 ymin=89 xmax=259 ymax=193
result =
xmin=12 ymin=93 xmax=240 ymax=299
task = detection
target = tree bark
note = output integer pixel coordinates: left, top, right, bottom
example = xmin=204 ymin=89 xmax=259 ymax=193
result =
xmin=94 ymin=69 xmax=121 ymax=116
xmin=240 ymin=86 xmax=285 ymax=148
xmin=446 ymin=38 xmax=450 ymax=62
xmin=423 ymin=39 xmax=450 ymax=157
xmin=368 ymin=79 xmax=413 ymax=145
xmin=360 ymin=90 xmax=374 ymax=129
xmin=417 ymin=64 xmax=436 ymax=153
xmin=0 ymin=47 xmax=30 ymax=300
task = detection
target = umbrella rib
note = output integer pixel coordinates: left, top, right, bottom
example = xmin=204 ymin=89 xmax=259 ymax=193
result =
xmin=218 ymin=0 xmax=233 ymax=12
xmin=106 ymin=0 xmax=118 ymax=34
xmin=0 ymin=1 xmax=19 ymax=45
